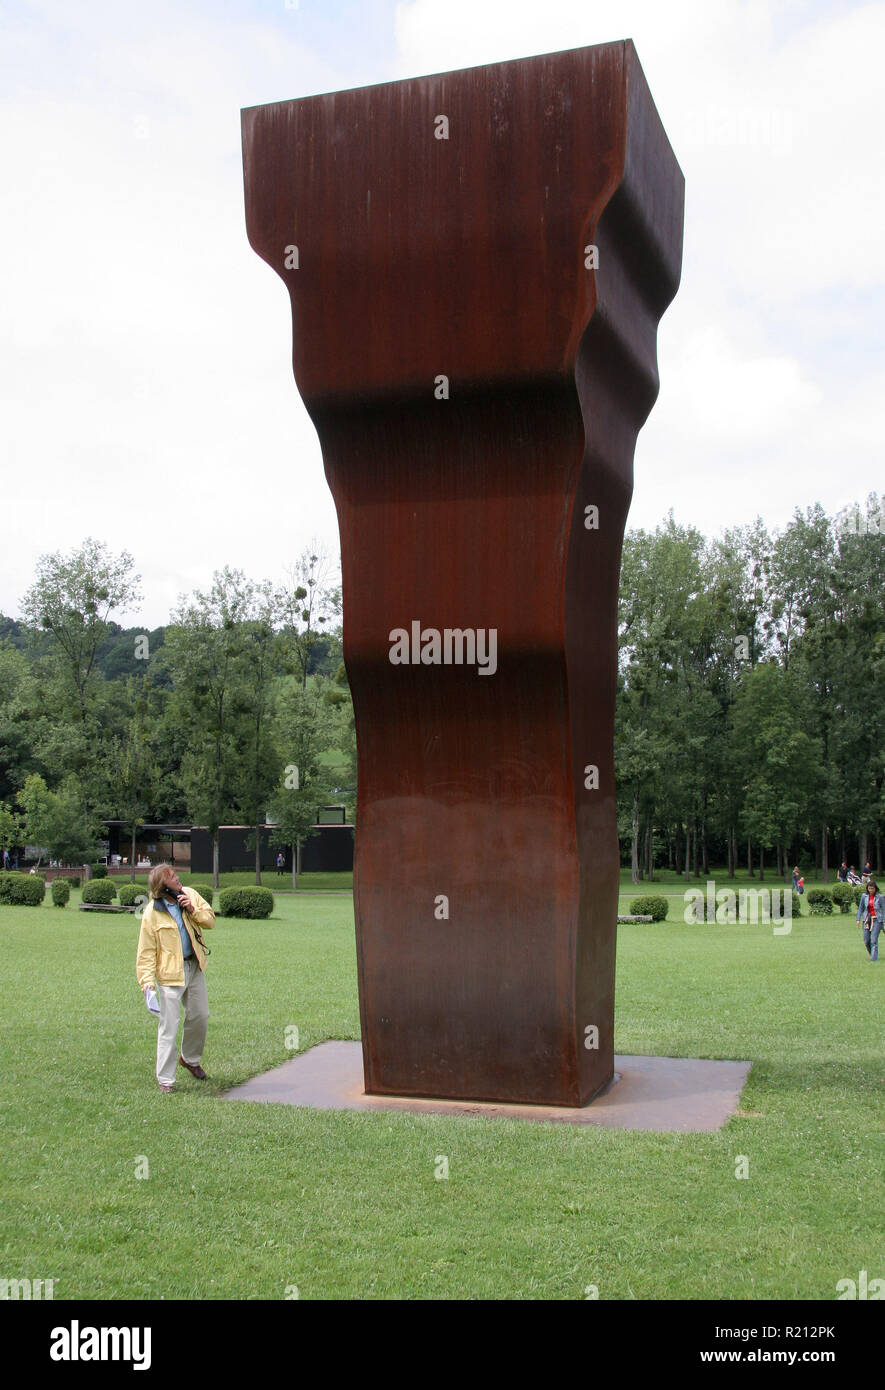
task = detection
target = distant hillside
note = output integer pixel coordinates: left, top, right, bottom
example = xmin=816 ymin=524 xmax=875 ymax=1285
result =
xmin=0 ymin=616 xmax=341 ymax=682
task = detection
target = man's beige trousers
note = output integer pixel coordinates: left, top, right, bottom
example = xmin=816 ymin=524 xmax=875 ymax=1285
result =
xmin=156 ymin=957 xmax=209 ymax=1086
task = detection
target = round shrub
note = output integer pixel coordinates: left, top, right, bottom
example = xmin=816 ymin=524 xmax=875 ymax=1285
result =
xmin=89 ymin=864 xmax=108 ymax=879
xmin=218 ymin=886 xmax=274 ymax=919
xmin=187 ymin=884 xmax=215 ymax=906
xmin=69 ymin=875 xmax=81 ymax=889
xmin=806 ymin=887 xmax=833 ymax=916
xmin=117 ymin=884 xmax=149 ymax=907
xmin=51 ymin=879 xmax=71 ymax=907
xmin=852 ymin=884 xmax=865 ymax=905
xmin=831 ymin=883 xmax=855 ymax=914
xmin=81 ymin=879 xmax=118 ymax=904
xmin=628 ymin=895 xmax=669 ymax=922
xmin=0 ymin=871 xmax=47 ymax=905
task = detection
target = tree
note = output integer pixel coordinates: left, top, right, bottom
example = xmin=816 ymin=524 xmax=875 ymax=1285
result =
xmin=0 ymin=802 xmax=22 ymax=860
xmin=731 ymin=663 xmax=823 ymax=878
xmin=268 ymin=675 xmax=341 ymax=888
xmin=101 ymin=680 xmax=162 ymax=881
xmin=17 ymin=772 xmax=98 ymax=866
xmin=237 ymin=582 xmax=285 ymax=885
xmin=21 ymin=538 xmax=141 ymax=725
xmin=162 ymin=569 xmax=254 ymax=888
xmin=280 ymin=545 xmax=342 ymax=693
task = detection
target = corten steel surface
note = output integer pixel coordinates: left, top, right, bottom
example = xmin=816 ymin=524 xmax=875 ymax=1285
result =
xmin=242 ymin=41 xmax=683 ymax=1106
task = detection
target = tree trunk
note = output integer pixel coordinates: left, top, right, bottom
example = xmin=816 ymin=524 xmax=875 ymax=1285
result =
xmin=876 ymin=831 xmax=882 ymax=873
xmin=684 ymin=823 xmax=691 ymax=881
xmin=758 ymin=844 xmax=764 ymax=881
xmin=727 ymin=827 xmax=734 ymax=879
xmin=692 ymin=824 xmax=700 ymax=878
xmin=675 ymin=824 xmax=683 ymax=876
xmin=291 ymin=842 xmax=298 ymax=892
xmin=701 ymin=822 xmax=709 ymax=877
xmin=747 ymin=837 xmax=753 ymax=877
xmin=255 ymin=822 xmax=262 ymax=885
xmin=631 ymin=788 xmax=640 ymax=885
xmin=130 ymin=823 xmax=137 ymax=883
xmin=212 ymin=834 xmax=219 ymax=891
xmin=645 ymin=822 xmax=653 ymax=881
xmin=821 ymin=823 xmax=829 ymax=881
xmin=860 ymin=830 xmax=869 ymax=869
xmin=776 ymin=841 xmax=783 ymax=880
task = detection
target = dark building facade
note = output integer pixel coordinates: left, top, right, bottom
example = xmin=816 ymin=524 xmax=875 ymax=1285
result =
xmin=189 ymin=823 xmax=354 ymax=875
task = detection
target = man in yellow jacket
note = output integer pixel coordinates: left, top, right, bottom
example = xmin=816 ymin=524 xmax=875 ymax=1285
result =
xmin=136 ymin=864 xmax=215 ymax=1092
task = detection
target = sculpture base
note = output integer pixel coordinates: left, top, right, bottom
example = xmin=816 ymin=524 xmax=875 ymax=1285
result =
xmin=223 ymin=1042 xmax=750 ymax=1132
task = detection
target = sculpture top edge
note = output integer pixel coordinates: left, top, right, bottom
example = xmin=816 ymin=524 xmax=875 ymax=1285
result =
xmin=239 ymin=38 xmax=639 ymax=116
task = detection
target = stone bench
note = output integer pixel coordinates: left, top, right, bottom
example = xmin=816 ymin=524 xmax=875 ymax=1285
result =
xmin=617 ymin=914 xmax=655 ymax=923
xmin=78 ymin=903 xmax=138 ymax=914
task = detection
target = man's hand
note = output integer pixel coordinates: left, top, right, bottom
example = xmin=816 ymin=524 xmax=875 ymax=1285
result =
xmin=177 ymin=891 xmax=194 ymax=913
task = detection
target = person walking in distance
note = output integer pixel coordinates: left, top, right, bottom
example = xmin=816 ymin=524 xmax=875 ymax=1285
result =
xmin=136 ymin=864 xmax=215 ymax=1091
xmin=856 ymin=878 xmax=884 ymax=964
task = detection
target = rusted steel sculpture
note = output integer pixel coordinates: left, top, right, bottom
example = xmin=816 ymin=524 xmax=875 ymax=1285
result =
xmin=242 ymin=41 xmax=683 ymax=1105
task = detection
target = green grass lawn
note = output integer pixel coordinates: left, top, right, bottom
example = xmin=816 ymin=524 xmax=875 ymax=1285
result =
xmin=1 ymin=891 xmax=882 ymax=1300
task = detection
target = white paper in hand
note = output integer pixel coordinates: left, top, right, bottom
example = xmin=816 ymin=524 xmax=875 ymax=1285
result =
xmin=145 ymin=987 xmax=160 ymax=1017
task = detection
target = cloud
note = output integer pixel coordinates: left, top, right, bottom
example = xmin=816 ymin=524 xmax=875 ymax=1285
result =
xmin=0 ymin=0 xmax=347 ymax=626
xmin=393 ymin=0 xmax=884 ymax=537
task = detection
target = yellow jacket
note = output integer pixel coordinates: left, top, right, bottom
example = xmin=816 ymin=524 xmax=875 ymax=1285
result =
xmin=136 ymin=890 xmax=215 ymax=991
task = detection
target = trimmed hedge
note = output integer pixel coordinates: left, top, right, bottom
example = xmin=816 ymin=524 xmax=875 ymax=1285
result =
xmin=51 ymin=879 xmax=71 ymax=907
xmin=89 ymin=864 xmax=108 ymax=879
xmin=81 ymin=879 xmax=118 ymax=905
xmin=852 ymin=884 xmax=865 ymax=904
xmin=806 ymin=887 xmax=834 ymax=916
xmin=188 ymin=885 xmax=215 ymax=907
xmin=629 ymin=895 xmax=669 ymax=922
xmin=218 ymin=886 xmax=274 ymax=919
xmin=831 ymin=883 xmax=855 ymax=914
xmin=118 ymin=884 xmax=149 ymax=907
xmin=69 ymin=875 xmax=81 ymax=889
xmin=0 ymin=872 xmax=46 ymax=906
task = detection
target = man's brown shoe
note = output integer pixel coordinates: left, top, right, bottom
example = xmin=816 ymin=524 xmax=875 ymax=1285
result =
xmin=158 ymin=1083 xmax=174 ymax=1093
xmin=179 ymin=1055 xmax=207 ymax=1080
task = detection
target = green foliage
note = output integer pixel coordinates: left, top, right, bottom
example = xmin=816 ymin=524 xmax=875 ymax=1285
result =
xmin=831 ymin=883 xmax=855 ymax=913
xmin=89 ymin=864 xmax=108 ymax=879
xmin=852 ymin=884 xmax=865 ymax=904
xmin=51 ymin=879 xmax=71 ymax=907
xmin=806 ymin=887 xmax=834 ymax=916
xmin=0 ymin=871 xmax=46 ymax=905
xmin=81 ymin=879 xmax=117 ymax=904
xmin=20 ymin=537 xmax=142 ymax=725
xmin=218 ymin=886 xmax=274 ymax=919
xmin=188 ymin=885 xmax=214 ymax=906
xmin=68 ymin=875 xmax=81 ymax=889
xmin=117 ymin=883 xmax=148 ymax=907
xmin=629 ymin=895 xmax=669 ymax=922
xmin=0 ymin=801 xmax=22 ymax=852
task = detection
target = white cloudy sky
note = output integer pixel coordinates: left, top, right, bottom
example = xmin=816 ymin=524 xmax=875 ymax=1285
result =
xmin=1 ymin=0 xmax=882 ymax=627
